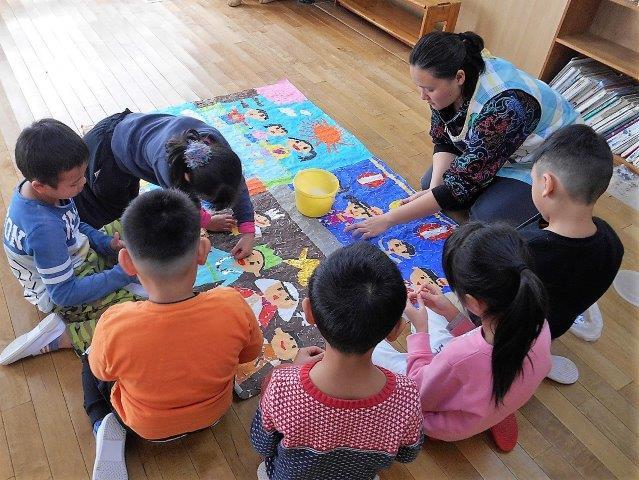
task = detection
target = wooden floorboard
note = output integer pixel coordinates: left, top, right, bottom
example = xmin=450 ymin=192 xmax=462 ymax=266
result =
xmin=0 ymin=0 xmax=637 ymax=478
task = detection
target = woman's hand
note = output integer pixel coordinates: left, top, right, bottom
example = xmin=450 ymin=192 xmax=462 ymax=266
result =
xmin=404 ymin=292 xmax=428 ymax=333
xmin=401 ymin=190 xmax=428 ymax=205
xmin=418 ymin=283 xmax=460 ymax=321
xmin=206 ymin=213 xmax=236 ymax=232
xmin=294 ymin=346 xmax=325 ymax=364
xmin=231 ymin=232 xmax=254 ymax=259
xmin=344 ymin=214 xmax=392 ymax=239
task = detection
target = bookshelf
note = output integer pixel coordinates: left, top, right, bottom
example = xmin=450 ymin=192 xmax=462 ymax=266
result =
xmin=540 ymin=0 xmax=639 ymax=175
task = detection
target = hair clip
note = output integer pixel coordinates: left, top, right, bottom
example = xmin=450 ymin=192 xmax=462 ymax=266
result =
xmin=184 ymin=140 xmax=211 ymax=169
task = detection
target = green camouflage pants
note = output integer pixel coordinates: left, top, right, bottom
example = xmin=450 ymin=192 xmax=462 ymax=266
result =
xmin=53 ymin=221 xmax=138 ymax=355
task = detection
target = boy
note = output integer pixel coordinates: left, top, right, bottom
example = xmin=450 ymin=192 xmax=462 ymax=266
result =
xmin=83 ymin=189 xmax=263 ymax=479
xmin=1 ymin=119 xmax=136 ymax=365
xmin=522 ymin=124 xmax=623 ymax=383
xmin=251 ymin=242 xmax=423 ymax=480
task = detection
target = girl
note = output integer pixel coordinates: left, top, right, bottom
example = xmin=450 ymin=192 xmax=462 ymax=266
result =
xmin=373 ymin=222 xmax=551 ymax=450
xmin=346 ymin=30 xmax=579 ymax=239
xmin=75 ymin=110 xmax=255 ymax=259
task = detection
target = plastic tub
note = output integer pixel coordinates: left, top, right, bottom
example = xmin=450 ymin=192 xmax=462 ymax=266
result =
xmin=293 ymin=169 xmax=339 ymax=218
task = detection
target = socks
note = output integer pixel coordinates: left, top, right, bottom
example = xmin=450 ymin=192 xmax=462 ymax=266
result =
xmin=93 ymin=419 xmax=103 ymax=436
xmin=39 ymin=336 xmax=61 ymax=355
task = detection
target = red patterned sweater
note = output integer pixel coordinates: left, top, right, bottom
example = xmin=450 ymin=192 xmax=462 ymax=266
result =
xmin=250 ymin=363 xmax=423 ymax=480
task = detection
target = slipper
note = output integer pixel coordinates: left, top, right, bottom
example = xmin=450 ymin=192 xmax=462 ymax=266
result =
xmin=93 ymin=413 xmax=127 ymax=480
xmin=489 ymin=413 xmax=518 ymax=452
xmin=547 ymin=355 xmax=579 ymax=385
xmin=0 ymin=313 xmax=65 ymax=366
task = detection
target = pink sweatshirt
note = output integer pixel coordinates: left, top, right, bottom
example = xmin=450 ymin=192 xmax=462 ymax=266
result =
xmin=406 ymin=322 xmax=551 ymax=441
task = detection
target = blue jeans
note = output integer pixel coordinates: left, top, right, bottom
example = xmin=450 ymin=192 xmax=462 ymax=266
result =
xmin=421 ymin=167 xmax=538 ymax=227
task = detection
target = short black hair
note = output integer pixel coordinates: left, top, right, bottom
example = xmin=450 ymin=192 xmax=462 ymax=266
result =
xmin=307 ymin=242 xmax=407 ymax=355
xmin=15 ymin=118 xmax=88 ymax=187
xmin=121 ymin=189 xmax=200 ymax=275
xmin=531 ymin=124 xmax=613 ymax=204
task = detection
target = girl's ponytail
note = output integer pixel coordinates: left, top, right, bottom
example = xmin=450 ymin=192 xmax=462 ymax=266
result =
xmin=442 ymin=222 xmax=548 ymax=406
xmin=491 ymin=265 xmax=547 ymax=405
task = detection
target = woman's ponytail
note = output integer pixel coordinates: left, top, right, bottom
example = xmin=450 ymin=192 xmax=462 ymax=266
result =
xmin=443 ymin=222 xmax=548 ymax=406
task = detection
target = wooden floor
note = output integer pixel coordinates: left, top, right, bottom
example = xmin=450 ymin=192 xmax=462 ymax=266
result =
xmin=0 ymin=0 xmax=637 ymax=478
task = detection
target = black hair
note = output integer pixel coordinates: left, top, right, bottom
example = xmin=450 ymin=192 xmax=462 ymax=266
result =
xmin=422 ymin=268 xmax=439 ymax=283
xmin=389 ymin=239 xmax=416 ymax=256
xmin=249 ymin=108 xmax=269 ymax=120
xmin=288 ymin=137 xmax=317 ymax=161
xmin=308 ymin=242 xmax=407 ymax=355
xmin=530 ymin=124 xmax=613 ymax=204
xmin=166 ymin=129 xmax=242 ymax=209
xmin=344 ymin=195 xmax=377 ymax=217
xmin=266 ymin=124 xmax=288 ymax=134
xmin=409 ymin=31 xmax=485 ymax=99
xmin=443 ymin=222 xmax=547 ymax=406
xmin=121 ymin=188 xmax=200 ymax=269
xmin=15 ymin=118 xmax=88 ymax=187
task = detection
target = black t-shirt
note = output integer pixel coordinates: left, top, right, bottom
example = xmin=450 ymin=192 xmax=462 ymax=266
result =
xmin=520 ymin=217 xmax=624 ymax=339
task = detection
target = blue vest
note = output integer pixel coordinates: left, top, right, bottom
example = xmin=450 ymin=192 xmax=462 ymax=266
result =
xmin=448 ymin=54 xmax=581 ymax=184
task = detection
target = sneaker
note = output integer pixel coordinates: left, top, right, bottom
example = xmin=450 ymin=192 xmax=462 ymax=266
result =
xmin=489 ymin=413 xmax=518 ymax=452
xmin=93 ymin=413 xmax=127 ymax=480
xmin=0 ymin=313 xmax=66 ymax=366
xmin=569 ymin=303 xmax=603 ymax=342
xmin=547 ymin=355 xmax=579 ymax=384
xmin=257 ymin=462 xmax=269 ymax=480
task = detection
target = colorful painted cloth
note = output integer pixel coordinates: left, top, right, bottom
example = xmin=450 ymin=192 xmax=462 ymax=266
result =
xmin=146 ymin=79 xmax=457 ymax=398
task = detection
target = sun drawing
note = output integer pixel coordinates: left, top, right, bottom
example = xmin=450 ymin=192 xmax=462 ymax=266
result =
xmin=301 ymin=119 xmax=348 ymax=152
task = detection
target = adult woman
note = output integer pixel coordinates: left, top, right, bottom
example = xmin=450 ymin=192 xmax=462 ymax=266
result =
xmin=74 ymin=111 xmax=255 ymax=258
xmin=346 ymin=31 xmax=579 ymax=238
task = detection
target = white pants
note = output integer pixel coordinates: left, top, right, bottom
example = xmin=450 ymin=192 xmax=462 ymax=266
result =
xmin=372 ymin=308 xmax=454 ymax=375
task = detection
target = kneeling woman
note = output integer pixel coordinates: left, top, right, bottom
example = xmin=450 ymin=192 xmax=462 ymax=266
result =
xmin=347 ymin=31 xmax=579 ymax=238
xmin=75 ymin=111 xmax=255 ymax=258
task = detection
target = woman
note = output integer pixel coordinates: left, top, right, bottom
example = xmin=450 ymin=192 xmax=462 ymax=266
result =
xmin=346 ymin=31 xmax=579 ymax=238
xmin=74 ymin=110 xmax=255 ymax=258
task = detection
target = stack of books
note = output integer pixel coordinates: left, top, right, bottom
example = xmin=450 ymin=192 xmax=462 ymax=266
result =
xmin=550 ymin=57 xmax=639 ymax=166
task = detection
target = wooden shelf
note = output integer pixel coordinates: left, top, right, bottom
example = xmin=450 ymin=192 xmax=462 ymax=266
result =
xmin=336 ymin=0 xmax=421 ymax=46
xmin=605 ymin=0 xmax=639 ymax=10
xmin=555 ymin=33 xmax=639 ymax=80
xmin=614 ymin=154 xmax=639 ymax=175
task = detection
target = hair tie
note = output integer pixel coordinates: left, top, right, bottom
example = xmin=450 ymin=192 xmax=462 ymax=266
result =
xmin=184 ymin=140 xmax=211 ymax=169
xmin=516 ymin=263 xmax=529 ymax=273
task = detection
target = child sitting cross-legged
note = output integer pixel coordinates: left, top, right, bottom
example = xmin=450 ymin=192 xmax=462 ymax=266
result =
xmin=250 ymin=241 xmax=423 ymax=480
xmin=373 ymin=222 xmax=552 ymax=451
xmin=83 ymin=188 xmax=263 ymax=480
xmin=1 ymin=119 xmax=137 ymax=365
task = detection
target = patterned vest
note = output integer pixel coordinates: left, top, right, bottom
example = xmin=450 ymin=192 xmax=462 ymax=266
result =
xmin=448 ymin=54 xmax=580 ymax=183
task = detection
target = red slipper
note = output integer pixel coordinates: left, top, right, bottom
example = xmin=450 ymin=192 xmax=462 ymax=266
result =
xmin=489 ymin=413 xmax=518 ymax=452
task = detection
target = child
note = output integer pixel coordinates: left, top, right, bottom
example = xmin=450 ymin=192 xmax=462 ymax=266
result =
xmin=74 ymin=111 xmax=256 ymax=259
xmin=1 ymin=119 xmax=137 ymax=365
xmin=521 ymin=124 xmax=624 ymax=383
xmin=83 ymin=188 xmax=263 ymax=479
xmin=251 ymin=242 xmax=423 ymax=480
xmin=373 ymin=222 xmax=551 ymax=450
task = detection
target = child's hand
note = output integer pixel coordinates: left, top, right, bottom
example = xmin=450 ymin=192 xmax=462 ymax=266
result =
xmin=206 ymin=213 xmax=237 ymax=232
xmin=418 ymin=283 xmax=460 ymax=321
xmin=344 ymin=214 xmax=391 ymax=239
xmin=110 ymin=232 xmax=125 ymax=252
xmin=404 ymin=292 xmax=428 ymax=333
xmin=293 ymin=346 xmax=325 ymax=364
xmin=231 ymin=233 xmax=254 ymax=259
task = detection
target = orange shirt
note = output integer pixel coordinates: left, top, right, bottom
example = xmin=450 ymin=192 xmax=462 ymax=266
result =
xmin=89 ymin=288 xmax=263 ymax=440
